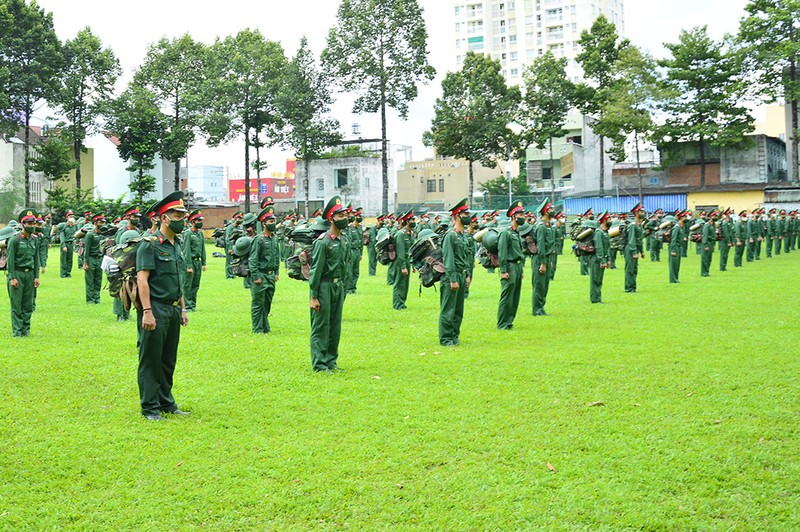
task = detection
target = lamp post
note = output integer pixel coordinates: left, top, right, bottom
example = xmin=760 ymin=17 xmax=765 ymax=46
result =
xmin=505 ymin=122 xmax=523 ymax=207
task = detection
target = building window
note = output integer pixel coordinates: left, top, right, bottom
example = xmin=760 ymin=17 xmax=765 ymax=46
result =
xmin=649 ymin=176 xmax=660 ymax=185
xmin=427 ymin=179 xmax=436 ymax=192
xmin=335 ymin=168 xmax=348 ymax=188
xmin=317 ymin=179 xmax=324 ymax=191
xmin=439 ymin=179 xmax=445 ymax=192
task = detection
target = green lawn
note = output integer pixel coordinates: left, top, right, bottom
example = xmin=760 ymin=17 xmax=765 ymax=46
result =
xmin=1 ymin=244 xmax=799 ymax=529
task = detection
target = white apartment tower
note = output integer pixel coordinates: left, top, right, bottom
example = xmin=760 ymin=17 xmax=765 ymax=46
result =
xmin=454 ymin=0 xmax=625 ymax=85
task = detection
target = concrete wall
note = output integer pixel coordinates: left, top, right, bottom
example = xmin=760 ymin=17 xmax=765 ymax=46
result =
xmin=397 ymin=157 xmax=502 ymax=206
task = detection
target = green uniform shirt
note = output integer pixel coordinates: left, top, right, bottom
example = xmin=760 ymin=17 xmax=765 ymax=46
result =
xmin=60 ymin=223 xmax=77 ymax=244
xmin=669 ymin=224 xmax=683 ymax=254
xmin=498 ymin=226 xmax=524 ymax=273
xmin=182 ymin=228 xmax=207 ymax=265
xmin=394 ymin=228 xmax=413 ymax=270
xmin=249 ymin=232 xmax=280 ymax=274
xmin=136 ymin=230 xmax=185 ymax=302
xmin=441 ymin=228 xmax=471 ymax=283
xmin=6 ymin=233 xmax=40 ymax=280
xmin=533 ymin=221 xmax=554 ymax=266
xmin=84 ymin=230 xmax=104 ymax=258
xmin=626 ymin=221 xmax=644 ymax=254
xmin=702 ymin=220 xmax=717 ymax=249
xmin=348 ymin=225 xmax=364 ymax=257
xmin=593 ymin=227 xmax=610 ymax=263
xmin=308 ymin=231 xmax=350 ymax=299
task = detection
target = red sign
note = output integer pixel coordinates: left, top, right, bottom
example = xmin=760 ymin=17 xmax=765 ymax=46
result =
xmin=228 ymin=177 xmax=295 ymax=203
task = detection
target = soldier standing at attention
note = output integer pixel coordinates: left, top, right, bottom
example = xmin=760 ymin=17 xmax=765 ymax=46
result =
xmin=624 ymin=202 xmax=645 ymax=293
xmin=668 ymin=213 xmax=683 ymax=283
xmin=391 ymin=210 xmax=414 ymax=310
xmin=746 ymin=211 xmax=758 ymax=262
xmin=308 ymin=195 xmax=351 ymax=372
xmin=589 ymin=211 xmax=611 ymax=304
xmin=347 ymin=207 xmax=364 ymax=294
xmin=733 ymin=210 xmax=748 ymax=267
xmin=182 ymin=209 xmax=206 ymax=312
xmin=579 ymin=208 xmax=593 ymax=275
xmin=497 ymin=201 xmax=525 ymax=329
xmin=700 ymin=210 xmax=718 ymax=277
xmin=224 ymin=211 xmax=244 ymax=278
xmin=58 ymin=210 xmax=78 ymax=278
xmin=465 ymin=214 xmax=479 ymax=299
xmin=532 ymin=199 xmax=555 ymax=316
xmin=249 ymin=206 xmax=280 ymax=334
xmin=76 ymin=210 xmax=92 ymax=270
xmin=719 ymin=209 xmax=734 ymax=271
xmin=136 ymin=191 xmax=190 ymax=421
xmin=439 ymin=198 xmax=472 ymax=346
xmin=83 ymin=213 xmax=106 ymax=304
xmin=6 ymin=210 xmax=41 ymax=336
xmin=366 ymin=215 xmax=381 ymax=276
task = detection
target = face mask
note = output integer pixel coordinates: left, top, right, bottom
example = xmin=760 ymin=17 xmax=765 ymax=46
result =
xmin=130 ymin=218 xmax=141 ymax=227
xmin=168 ymin=219 xmax=184 ymax=234
xmin=265 ymin=223 xmax=277 ymax=232
xmin=356 ymin=217 xmax=362 ymax=223
xmin=515 ymin=216 xmax=526 ymax=227
xmin=334 ymin=218 xmax=349 ymax=230
xmin=348 ymin=216 xmax=355 ymax=223
xmin=408 ymin=221 xmax=416 ymax=229
xmin=194 ymin=222 xmax=203 ymax=229
xmin=459 ymin=214 xmax=471 ymax=226
xmin=24 ymin=226 xmax=35 ymax=235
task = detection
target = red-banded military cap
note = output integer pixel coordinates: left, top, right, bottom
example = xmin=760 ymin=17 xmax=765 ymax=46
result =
xmin=19 ymin=209 xmax=36 ymax=223
xmin=152 ymin=191 xmax=187 ymax=216
xmin=709 ymin=210 xmax=720 ymax=218
xmin=400 ymin=209 xmax=415 ymax=223
xmin=768 ymin=208 xmax=777 ymax=215
xmin=83 ymin=210 xmax=93 ymax=218
xmin=35 ymin=213 xmax=44 ymax=222
xmin=631 ymin=202 xmax=644 ymax=214
xmin=323 ymin=195 xmax=345 ymax=220
xmin=583 ymin=208 xmax=593 ymax=217
xmin=739 ymin=210 xmax=748 ymax=217
xmin=597 ymin=210 xmax=611 ymax=224
xmin=537 ymin=198 xmax=553 ymax=215
xmin=66 ymin=210 xmax=74 ymax=217
xmin=123 ymin=206 xmax=141 ymax=218
xmin=345 ymin=202 xmax=353 ymax=214
xmin=507 ymin=201 xmax=524 ymax=217
xmin=188 ymin=209 xmax=204 ymax=222
xmin=259 ymin=195 xmax=275 ymax=209
xmin=312 ymin=208 xmax=322 ymax=218
xmin=257 ymin=206 xmax=276 ymax=222
xmin=91 ymin=213 xmax=107 ymax=223
xmin=449 ymin=197 xmax=470 ymax=216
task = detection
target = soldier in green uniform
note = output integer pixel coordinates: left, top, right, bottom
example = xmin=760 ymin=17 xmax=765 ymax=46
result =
xmin=792 ymin=211 xmax=799 ymax=250
xmin=6 ymin=210 xmax=41 ymax=336
xmin=700 ymin=210 xmax=718 ymax=277
xmin=439 ymin=198 xmax=472 ymax=346
xmin=36 ymin=213 xmax=50 ymax=270
xmin=532 ymin=199 xmax=555 ymax=316
xmin=136 ymin=191 xmax=190 ymax=421
xmin=765 ymin=208 xmax=776 ymax=258
xmin=782 ymin=210 xmax=792 ymax=253
xmin=733 ymin=210 xmax=748 ymax=267
xmin=746 ymin=211 xmax=758 ymax=262
xmin=366 ymin=215 xmax=381 ymax=276
xmin=497 ymin=201 xmax=525 ymax=328
xmin=719 ymin=209 xmax=734 ymax=271
xmin=76 ymin=210 xmax=92 ymax=269
xmin=668 ymin=214 xmax=683 ymax=283
xmin=224 ymin=211 xmax=244 ymax=278
xmin=579 ymin=208 xmax=593 ymax=275
xmin=589 ymin=211 xmax=611 ymax=304
xmin=386 ymin=213 xmax=397 ymax=286
xmin=624 ymin=203 xmax=645 ymax=293
xmin=776 ymin=209 xmax=786 ymax=255
xmin=308 ymin=195 xmax=351 ymax=372
xmin=465 ymin=214 xmax=479 ymax=299
xmin=391 ymin=210 xmax=415 ymax=310
xmin=58 ymin=210 xmax=78 ymax=278
xmin=754 ymin=209 xmax=765 ymax=260
xmin=549 ymin=211 xmax=565 ymax=281
xmin=83 ymin=213 xmax=106 ymax=304
xmin=249 ymin=206 xmax=280 ymax=333
xmin=182 ymin=209 xmax=206 ymax=312
xmin=112 ymin=206 xmax=143 ymax=321
xmin=347 ymin=207 xmax=364 ymax=294
xmin=651 ymin=209 xmax=664 ymax=261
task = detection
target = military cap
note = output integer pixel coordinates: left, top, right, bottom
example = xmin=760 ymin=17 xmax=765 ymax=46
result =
xmin=654 ymin=208 xmax=664 ymax=215
xmin=709 ymin=210 xmax=720 ymax=218
xmin=663 ymin=215 xmax=676 ymax=224
xmin=631 ymin=202 xmax=644 ymax=214
xmin=123 ymin=206 xmax=141 ymax=218
xmin=779 ymin=209 xmax=786 ymax=215
xmin=119 ymin=229 xmax=140 ymax=244
xmin=188 ymin=209 xmax=204 ymax=222
xmin=83 ymin=210 xmax=93 ymax=218
xmin=309 ymin=216 xmax=331 ymax=231
xmin=507 ymin=201 xmax=524 ymax=217
xmin=150 ymin=191 xmax=187 ymax=217
xmin=0 ymin=225 xmax=19 ymax=241
xmin=233 ymin=236 xmax=252 ymax=256
xmin=312 ymin=208 xmax=322 ymax=218
xmin=597 ymin=210 xmax=611 ymax=224
xmin=66 ymin=210 xmax=74 ymax=217
xmin=257 ymin=206 xmax=276 ymax=222
xmin=19 ymin=209 xmax=37 ymax=223
xmin=345 ymin=202 xmax=353 ymax=213
xmin=583 ymin=208 xmax=593 ymax=217
xmin=537 ymin=198 xmax=554 ymax=215
xmin=242 ymin=212 xmax=257 ymax=226
xmin=470 ymin=213 xmax=478 ymax=223
xmin=323 ymin=195 xmax=345 ymax=220
xmin=449 ymin=197 xmax=470 ymax=216
xmin=232 ymin=210 xmax=244 ymax=219
xmin=259 ymin=195 xmax=275 ymax=208
xmin=555 ymin=210 xmax=565 ymax=219
xmin=739 ymin=210 xmax=748 ymax=217
xmin=400 ymin=209 xmax=415 ymax=223
xmin=768 ymin=208 xmax=777 ymax=215
xmin=91 ymin=213 xmax=107 ymax=223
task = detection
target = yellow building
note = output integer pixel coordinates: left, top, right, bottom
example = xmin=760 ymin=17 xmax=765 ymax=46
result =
xmin=57 ymin=147 xmax=95 ymax=193
xmin=753 ymin=104 xmax=787 ymax=141
xmin=687 ymin=189 xmax=765 ymax=213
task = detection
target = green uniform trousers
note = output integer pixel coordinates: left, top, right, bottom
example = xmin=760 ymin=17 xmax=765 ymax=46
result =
xmin=136 ymin=301 xmax=180 ymax=416
xmin=532 ymin=259 xmax=550 ymax=316
xmin=387 ymin=261 xmax=395 ymax=285
xmin=669 ymin=253 xmax=681 ymax=283
xmin=348 ymin=255 xmax=361 ymax=293
xmin=734 ymin=244 xmax=745 ymax=267
xmin=700 ymin=248 xmax=713 ymax=276
xmin=310 ymin=278 xmax=345 ymax=371
xmin=774 ymin=237 xmax=781 ymax=256
xmin=60 ymin=243 xmax=73 ymax=277
xmin=785 ymin=236 xmax=791 ymax=253
xmin=8 ymin=270 xmax=35 ymax=336
xmin=719 ymin=244 xmax=731 ymax=271
xmin=589 ymin=256 xmax=605 ymax=303
xmin=651 ymin=241 xmax=662 ymax=261
xmin=624 ymin=249 xmax=639 ymax=292
xmin=183 ymin=258 xmax=203 ymax=311
xmin=579 ymin=254 xmax=589 ymax=276
xmin=548 ymin=253 xmax=558 ymax=281
xmin=392 ymin=267 xmax=410 ymax=310
xmin=113 ymin=297 xmax=130 ymax=320
xmin=225 ymin=251 xmax=235 ymax=278
xmin=367 ymin=245 xmax=377 ymax=276
xmin=439 ymin=272 xmax=467 ymax=346
xmin=496 ymin=260 xmax=522 ymax=328
xmin=746 ymin=241 xmax=755 ymax=262
xmin=84 ymin=257 xmax=102 ymax=303
xmin=250 ymin=273 xmax=276 ymax=333
xmin=755 ymin=239 xmax=762 ymax=259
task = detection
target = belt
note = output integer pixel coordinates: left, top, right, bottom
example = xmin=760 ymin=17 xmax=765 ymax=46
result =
xmin=151 ymin=297 xmax=180 ymax=307
xmin=192 ymin=256 xmax=202 ymax=260
xmin=265 ymin=270 xmax=277 ymax=274
xmin=508 ymin=259 xmax=521 ymax=264
xmin=321 ymin=277 xmax=341 ymax=283
xmin=15 ymin=268 xmax=32 ymax=272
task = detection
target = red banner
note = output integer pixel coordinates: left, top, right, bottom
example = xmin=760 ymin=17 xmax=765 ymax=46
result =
xmin=228 ymin=177 xmax=295 ymax=203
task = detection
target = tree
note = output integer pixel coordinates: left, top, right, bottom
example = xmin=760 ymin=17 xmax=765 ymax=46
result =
xmin=201 ymin=30 xmax=287 ymax=212
xmin=106 ymin=85 xmax=165 ymax=203
xmin=519 ymin=52 xmax=573 ymax=204
xmin=134 ymin=34 xmax=206 ymax=192
xmin=29 ymin=134 xmax=79 ymax=183
xmin=478 ymin=174 xmax=531 ymax=196
xmin=574 ymin=15 xmax=631 ymax=195
xmin=657 ymin=27 xmax=753 ymax=189
xmin=0 ymin=3 xmax=14 ymax=137
xmin=423 ymin=51 xmax=519 ymax=202
xmin=279 ymin=37 xmax=342 ymax=218
xmin=738 ymin=0 xmax=800 ymax=181
xmin=0 ymin=0 xmax=62 ymax=204
xmin=51 ymin=27 xmax=120 ymax=191
xmin=323 ymin=0 xmax=435 ymax=214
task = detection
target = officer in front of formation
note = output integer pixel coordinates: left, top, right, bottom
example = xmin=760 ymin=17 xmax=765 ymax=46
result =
xmin=6 ymin=209 xmax=41 ymax=336
xmin=182 ymin=209 xmax=206 ymax=312
xmin=83 ymin=213 xmax=106 ymax=304
xmin=497 ymin=201 xmax=524 ymax=329
xmin=136 ymin=190 xmax=190 ymax=421
xmin=308 ymin=195 xmax=351 ymax=372
xmin=249 ymin=206 xmax=280 ymax=334
xmin=439 ymin=198 xmax=472 ymax=346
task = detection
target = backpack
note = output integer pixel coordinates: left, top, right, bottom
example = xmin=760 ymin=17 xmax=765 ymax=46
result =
xmin=212 ymin=227 xmax=226 ymax=248
xmin=231 ymin=236 xmax=253 ymax=278
xmin=609 ymin=223 xmax=627 ymax=251
xmin=107 ymin=236 xmax=157 ymax=311
xmin=375 ymin=227 xmax=396 ymax=265
xmin=408 ymin=229 xmax=445 ymax=288
xmin=286 ymin=222 xmax=329 ymax=281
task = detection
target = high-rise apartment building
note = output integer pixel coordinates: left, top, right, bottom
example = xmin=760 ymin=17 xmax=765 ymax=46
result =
xmin=454 ymin=0 xmax=625 ymax=85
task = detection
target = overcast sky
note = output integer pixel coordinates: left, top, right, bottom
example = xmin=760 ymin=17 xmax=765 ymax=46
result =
xmin=34 ymin=0 xmax=751 ymax=176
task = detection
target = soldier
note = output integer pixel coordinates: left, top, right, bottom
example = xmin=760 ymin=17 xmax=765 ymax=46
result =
xmin=680 ymin=210 xmax=690 ymax=258
xmin=754 ymin=208 xmax=765 ymax=260
xmin=224 ymin=211 xmax=244 ymax=278
xmin=783 ymin=210 xmax=792 ymax=254
xmin=249 ymin=206 xmax=280 ymax=334
xmin=733 ymin=210 xmax=748 ymax=267
xmin=625 ymin=203 xmax=645 ymax=293
xmin=579 ymin=208 xmax=593 ymax=275
xmin=532 ymin=199 xmax=555 ymax=316
xmin=589 ymin=211 xmax=611 ymax=304
xmin=366 ymin=215 xmax=381 ymax=276
xmin=113 ymin=206 xmax=143 ymax=321
xmin=83 ymin=213 xmax=106 ymax=304
xmin=76 ymin=209 xmax=92 ymax=270
xmin=719 ymin=209 xmax=734 ymax=271
xmin=497 ymin=201 xmax=525 ymax=329
xmin=136 ymin=190 xmax=190 ymax=421
xmin=347 ymin=207 xmax=364 ymax=294
xmin=668 ymin=213 xmax=683 ymax=283
xmin=58 ymin=210 xmax=78 ymax=278
xmin=465 ymin=214 xmax=479 ymax=299
xmin=700 ymin=210 xmax=718 ymax=277
xmin=391 ymin=210 xmax=415 ymax=310
xmin=439 ymin=198 xmax=472 ymax=346
xmin=37 ymin=213 xmax=50 ymax=271
xmin=6 ymin=210 xmax=41 ymax=336
xmin=765 ymin=208 xmax=776 ymax=258
xmin=308 ymin=195 xmax=351 ymax=372
xmin=651 ymin=209 xmax=664 ymax=261
xmin=181 ymin=209 xmax=206 ymax=312
xmin=746 ymin=211 xmax=758 ymax=262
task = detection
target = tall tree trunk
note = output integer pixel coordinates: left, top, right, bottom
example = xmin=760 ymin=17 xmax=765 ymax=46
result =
xmin=304 ymin=157 xmax=310 ymax=219
xmin=173 ymin=109 xmax=181 ymax=192
xmin=73 ymin=140 xmax=82 ymax=190
xmin=635 ymin=131 xmax=642 ymax=202
xmin=791 ymin=56 xmax=799 ymax=183
xmin=549 ymin=137 xmax=556 ymax=204
xmin=699 ymin=134 xmax=706 ymax=189
xmin=599 ymin=135 xmax=605 ymax=195
xmin=381 ymin=97 xmax=389 ymax=215
xmin=244 ymin=128 xmax=251 ymax=213
xmin=24 ymin=107 xmax=31 ymax=205
xmin=468 ymin=160 xmax=474 ymax=201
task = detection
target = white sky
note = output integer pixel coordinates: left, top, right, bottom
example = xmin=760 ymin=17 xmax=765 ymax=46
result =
xmin=33 ymin=0 xmax=750 ymax=176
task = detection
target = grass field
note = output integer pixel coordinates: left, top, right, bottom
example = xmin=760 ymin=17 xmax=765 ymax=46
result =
xmin=1 ymin=243 xmax=799 ymax=529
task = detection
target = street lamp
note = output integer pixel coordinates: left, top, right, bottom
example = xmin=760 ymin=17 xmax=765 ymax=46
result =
xmin=505 ymin=122 xmax=524 ymax=206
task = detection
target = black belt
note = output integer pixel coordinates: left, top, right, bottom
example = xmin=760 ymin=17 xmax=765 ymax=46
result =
xmin=321 ymin=277 xmax=341 ymax=283
xmin=265 ymin=270 xmax=277 ymax=274
xmin=151 ymin=297 xmax=180 ymax=307
xmin=192 ymin=256 xmax=202 ymax=260
xmin=508 ymin=259 xmax=522 ymax=264
xmin=15 ymin=268 xmax=33 ymax=272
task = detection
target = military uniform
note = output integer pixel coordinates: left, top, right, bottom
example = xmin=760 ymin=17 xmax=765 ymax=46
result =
xmin=58 ymin=216 xmax=78 ymax=277
xmin=497 ymin=202 xmax=525 ymax=328
xmin=182 ymin=210 xmax=207 ymax=311
xmin=668 ymin=216 xmax=683 ymax=283
xmin=347 ymin=209 xmax=364 ymax=294
xmin=6 ymin=210 xmax=40 ymax=336
xmin=83 ymin=214 xmax=106 ymax=304
xmin=719 ymin=212 xmax=733 ymax=271
xmin=439 ymin=198 xmax=472 ymax=346
xmin=391 ymin=212 xmax=414 ymax=310
xmin=589 ymin=212 xmax=611 ymax=303
xmin=625 ymin=204 xmax=645 ymax=293
xmin=746 ymin=216 xmax=757 ymax=262
xmin=224 ymin=213 xmax=243 ymax=278
xmin=136 ymin=191 xmax=189 ymax=420
xmin=532 ymin=202 xmax=555 ymax=316
xmin=367 ymin=220 xmax=379 ymax=276
xmin=700 ymin=214 xmax=717 ymax=277
xmin=309 ymin=196 xmax=351 ymax=371
xmin=250 ymin=207 xmax=280 ymax=333
xmin=733 ymin=212 xmax=747 ymax=267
